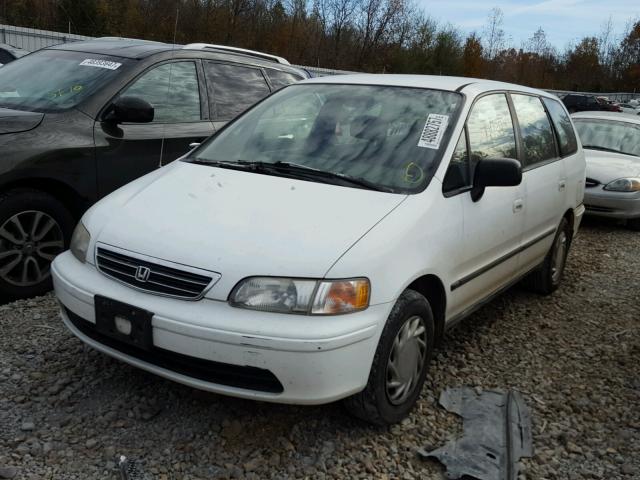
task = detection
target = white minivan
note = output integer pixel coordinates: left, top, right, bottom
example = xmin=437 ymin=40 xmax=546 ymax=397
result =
xmin=52 ymin=75 xmax=585 ymax=424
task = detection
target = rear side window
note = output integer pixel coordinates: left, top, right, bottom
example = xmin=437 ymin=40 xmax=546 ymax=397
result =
xmin=511 ymin=94 xmax=557 ymax=167
xmin=543 ymin=98 xmax=578 ymax=156
xmin=204 ymin=62 xmax=270 ymax=121
xmin=122 ymin=61 xmax=201 ymax=123
xmin=265 ymin=69 xmax=302 ymax=90
xmin=467 ymin=94 xmax=517 ymax=162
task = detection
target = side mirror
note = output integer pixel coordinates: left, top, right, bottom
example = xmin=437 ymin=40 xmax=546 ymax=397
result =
xmin=471 ymin=158 xmax=522 ymax=201
xmin=105 ymin=96 xmax=154 ymax=124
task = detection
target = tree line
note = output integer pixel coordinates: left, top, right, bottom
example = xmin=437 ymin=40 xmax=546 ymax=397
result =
xmin=2 ymin=0 xmax=640 ymax=92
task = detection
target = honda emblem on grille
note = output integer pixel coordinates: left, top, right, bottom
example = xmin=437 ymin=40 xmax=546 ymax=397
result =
xmin=135 ymin=266 xmax=151 ymax=282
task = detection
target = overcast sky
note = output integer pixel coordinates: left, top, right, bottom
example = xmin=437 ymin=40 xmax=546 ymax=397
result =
xmin=421 ymin=0 xmax=639 ymax=50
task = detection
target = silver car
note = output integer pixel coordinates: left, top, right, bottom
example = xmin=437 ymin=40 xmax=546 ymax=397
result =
xmin=572 ymin=111 xmax=640 ymax=230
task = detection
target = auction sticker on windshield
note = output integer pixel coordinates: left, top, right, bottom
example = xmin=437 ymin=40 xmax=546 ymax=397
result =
xmin=79 ymin=59 xmax=122 ymax=70
xmin=417 ymin=114 xmax=449 ymax=149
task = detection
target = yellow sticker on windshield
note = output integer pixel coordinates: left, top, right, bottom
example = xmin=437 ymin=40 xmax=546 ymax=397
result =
xmin=404 ymin=162 xmax=424 ymax=184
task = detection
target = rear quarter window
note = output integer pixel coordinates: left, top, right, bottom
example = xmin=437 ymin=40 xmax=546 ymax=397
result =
xmin=265 ymin=69 xmax=303 ymax=90
xmin=542 ymin=98 xmax=578 ymax=156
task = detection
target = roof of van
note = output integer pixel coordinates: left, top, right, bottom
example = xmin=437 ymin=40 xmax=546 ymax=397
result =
xmin=302 ymin=74 xmax=556 ymax=97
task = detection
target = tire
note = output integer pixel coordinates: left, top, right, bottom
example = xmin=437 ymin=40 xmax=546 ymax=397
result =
xmin=524 ymin=218 xmax=571 ymax=295
xmin=343 ymin=289 xmax=435 ymax=425
xmin=627 ymin=218 xmax=640 ymax=231
xmin=0 ymin=189 xmax=75 ymax=300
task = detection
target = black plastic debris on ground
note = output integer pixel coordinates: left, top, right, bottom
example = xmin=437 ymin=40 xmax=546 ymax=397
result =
xmin=418 ymin=387 xmax=533 ymax=480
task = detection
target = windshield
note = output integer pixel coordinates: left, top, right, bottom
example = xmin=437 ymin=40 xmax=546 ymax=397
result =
xmin=189 ymin=84 xmax=462 ymax=193
xmin=574 ymin=118 xmax=640 ymax=157
xmin=0 ymin=49 xmax=130 ymax=112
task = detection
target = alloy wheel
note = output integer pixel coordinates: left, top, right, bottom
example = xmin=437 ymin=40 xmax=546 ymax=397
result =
xmin=385 ymin=315 xmax=428 ymax=405
xmin=0 ymin=210 xmax=64 ymax=286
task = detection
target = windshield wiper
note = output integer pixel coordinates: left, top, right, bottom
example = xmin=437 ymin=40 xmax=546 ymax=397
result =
xmin=190 ymin=158 xmax=254 ymax=169
xmin=189 ymin=158 xmax=394 ymax=192
xmin=248 ymin=160 xmax=394 ymax=192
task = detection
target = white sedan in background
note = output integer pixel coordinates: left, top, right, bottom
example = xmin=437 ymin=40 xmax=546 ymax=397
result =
xmin=572 ymin=111 xmax=640 ymax=230
xmin=619 ymin=103 xmax=640 ymax=115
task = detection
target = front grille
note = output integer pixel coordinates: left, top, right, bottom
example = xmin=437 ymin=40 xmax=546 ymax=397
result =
xmin=585 ymin=178 xmax=600 ymax=188
xmin=585 ymin=204 xmax=614 ymax=213
xmin=96 ymin=247 xmax=213 ymax=299
xmin=65 ymin=308 xmax=284 ymax=394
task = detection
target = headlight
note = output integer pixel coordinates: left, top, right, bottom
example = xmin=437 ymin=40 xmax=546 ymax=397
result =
xmin=70 ymin=222 xmax=90 ymax=263
xmin=230 ymin=277 xmax=370 ymax=315
xmin=603 ymin=177 xmax=640 ymax=192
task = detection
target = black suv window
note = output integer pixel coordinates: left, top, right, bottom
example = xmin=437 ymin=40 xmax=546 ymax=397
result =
xmin=543 ymin=98 xmax=578 ymax=156
xmin=511 ymin=94 xmax=557 ymax=167
xmin=122 ymin=61 xmax=201 ymax=123
xmin=265 ymin=69 xmax=302 ymax=90
xmin=467 ymin=94 xmax=517 ymax=163
xmin=204 ymin=62 xmax=270 ymax=121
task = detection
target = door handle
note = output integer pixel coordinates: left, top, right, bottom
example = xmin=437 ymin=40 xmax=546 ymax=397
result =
xmin=513 ymin=199 xmax=524 ymax=213
xmin=558 ymin=179 xmax=567 ymax=191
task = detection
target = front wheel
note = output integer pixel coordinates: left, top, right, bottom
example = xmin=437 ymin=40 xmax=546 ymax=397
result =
xmin=0 ymin=189 xmax=74 ymax=300
xmin=344 ymin=289 xmax=435 ymax=425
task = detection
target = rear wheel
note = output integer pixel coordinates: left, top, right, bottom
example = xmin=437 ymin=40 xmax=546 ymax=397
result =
xmin=0 ymin=189 xmax=74 ymax=300
xmin=344 ymin=289 xmax=435 ymax=425
xmin=524 ymin=218 xmax=571 ymax=295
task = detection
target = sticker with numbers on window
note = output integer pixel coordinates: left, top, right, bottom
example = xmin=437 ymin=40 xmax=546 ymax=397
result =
xmin=417 ymin=114 xmax=449 ymax=149
xmin=79 ymin=59 xmax=122 ymax=70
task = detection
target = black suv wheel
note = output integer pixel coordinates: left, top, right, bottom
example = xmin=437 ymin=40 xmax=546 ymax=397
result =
xmin=0 ymin=189 xmax=74 ymax=299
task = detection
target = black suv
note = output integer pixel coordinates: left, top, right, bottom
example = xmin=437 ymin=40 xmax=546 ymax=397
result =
xmin=0 ymin=38 xmax=307 ymax=299
xmin=561 ymin=94 xmax=612 ymax=113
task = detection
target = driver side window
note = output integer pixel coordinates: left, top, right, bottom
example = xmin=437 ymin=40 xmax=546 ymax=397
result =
xmin=121 ymin=61 xmax=201 ymax=123
xmin=443 ymin=93 xmax=517 ymax=193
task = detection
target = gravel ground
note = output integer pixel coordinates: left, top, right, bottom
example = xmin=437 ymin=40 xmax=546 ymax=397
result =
xmin=1 ymin=217 xmax=638 ymax=480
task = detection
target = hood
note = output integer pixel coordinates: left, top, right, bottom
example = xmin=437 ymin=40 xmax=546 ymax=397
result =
xmin=585 ymin=149 xmax=640 ymax=184
xmin=92 ymin=162 xmax=406 ymax=295
xmin=0 ymin=106 xmax=44 ymax=134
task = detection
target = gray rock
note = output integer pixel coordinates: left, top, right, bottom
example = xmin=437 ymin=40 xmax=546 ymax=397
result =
xmin=20 ymin=421 xmax=35 ymax=432
xmin=0 ymin=466 xmax=17 ymax=479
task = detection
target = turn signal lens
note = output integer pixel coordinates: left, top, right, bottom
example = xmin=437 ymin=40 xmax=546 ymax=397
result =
xmin=312 ymin=279 xmax=370 ymax=314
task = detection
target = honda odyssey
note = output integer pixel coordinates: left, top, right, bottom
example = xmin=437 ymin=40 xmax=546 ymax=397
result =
xmin=52 ymin=75 xmax=586 ymax=424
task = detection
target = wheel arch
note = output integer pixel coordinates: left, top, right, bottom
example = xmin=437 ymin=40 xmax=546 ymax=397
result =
xmin=406 ymin=274 xmax=447 ymax=344
xmin=0 ymin=177 xmax=89 ymax=221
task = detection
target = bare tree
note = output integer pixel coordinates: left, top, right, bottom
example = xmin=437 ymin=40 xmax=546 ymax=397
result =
xmin=482 ymin=7 xmax=505 ymax=61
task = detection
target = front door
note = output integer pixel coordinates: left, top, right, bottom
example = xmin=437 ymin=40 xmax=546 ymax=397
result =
xmin=443 ymin=93 xmax=525 ymax=318
xmin=94 ymin=60 xmax=214 ymax=197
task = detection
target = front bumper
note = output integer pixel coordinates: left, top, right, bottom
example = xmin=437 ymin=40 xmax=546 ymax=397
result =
xmin=583 ymin=187 xmax=640 ymax=220
xmin=52 ymin=251 xmax=390 ymax=404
